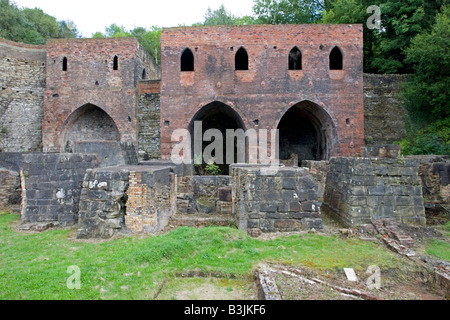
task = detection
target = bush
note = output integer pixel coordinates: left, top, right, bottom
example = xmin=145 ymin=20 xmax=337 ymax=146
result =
xmin=398 ymin=118 xmax=450 ymax=156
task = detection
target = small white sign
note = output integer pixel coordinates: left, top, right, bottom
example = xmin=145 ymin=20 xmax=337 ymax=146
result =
xmin=344 ymin=268 xmax=358 ymax=282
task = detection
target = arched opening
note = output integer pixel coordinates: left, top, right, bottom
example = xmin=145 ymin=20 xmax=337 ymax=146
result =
xmin=62 ymin=57 xmax=67 ymax=71
xmin=235 ymin=47 xmax=249 ymax=71
xmin=113 ymin=56 xmax=119 ymax=71
xmin=329 ymin=46 xmax=343 ymax=70
xmin=181 ymin=48 xmax=194 ymax=72
xmin=62 ymin=104 xmax=123 ymax=167
xmin=277 ymin=101 xmax=336 ymax=164
xmin=142 ymin=68 xmax=146 ymax=79
xmin=289 ymin=47 xmax=302 ymax=70
xmin=188 ymin=102 xmax=246 ymax=175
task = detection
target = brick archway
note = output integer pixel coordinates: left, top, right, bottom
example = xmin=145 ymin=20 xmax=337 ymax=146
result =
xmin=62 ymin=104 xmax=123 ymax=167
xmin=188 ymin=101 xmax=247 ymax=174
xmin=277 ymin=100 xmax=338 ymax=162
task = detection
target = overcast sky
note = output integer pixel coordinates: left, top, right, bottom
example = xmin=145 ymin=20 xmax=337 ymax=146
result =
xmin=12 ymin=0 xmax=256 ymax=37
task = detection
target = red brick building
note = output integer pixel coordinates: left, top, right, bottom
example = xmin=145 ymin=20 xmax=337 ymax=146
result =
xmin=160 ymin=24 xmax=364 ymax=164
xmin=42 ymin=38 xmax=159 ymax=166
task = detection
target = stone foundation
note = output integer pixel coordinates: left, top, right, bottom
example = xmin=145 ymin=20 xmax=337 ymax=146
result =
xmin=231 ymin=165 xmax=323 ymax=237
xmin=323 ymin=157 xmax=426 ymax=226
xmin=0 ymin=153 xmax=100 ymax=226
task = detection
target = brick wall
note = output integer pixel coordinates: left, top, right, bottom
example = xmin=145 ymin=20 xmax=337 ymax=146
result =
xmin=42 ymin=38 xmax=159 ymax=153
xmin=0 ymin=40 xmax=46 ymax=152
xmin=160 ymin=24 xmax=364 ymax=162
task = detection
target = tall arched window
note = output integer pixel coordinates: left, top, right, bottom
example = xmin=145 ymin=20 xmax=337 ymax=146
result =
xmin=181 ymin=48 xmax=194 ymax=72
xmin=329 ymin=46 xmax=343 ymax=70
xmin=235 ymin=47 xmax=249 ymax=71
xmin=62 ymin=57 xmax=67 ymax=71
xmin=113 ymin=56 xmax=119 ymax=71
xmin=289 ymin=47 xmax=302 ymax=70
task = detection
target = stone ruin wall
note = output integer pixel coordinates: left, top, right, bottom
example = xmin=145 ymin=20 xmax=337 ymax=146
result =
xmin=0 ymin=40 xmax=46 ymax=153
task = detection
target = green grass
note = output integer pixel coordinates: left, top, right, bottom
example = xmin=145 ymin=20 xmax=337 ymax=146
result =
xmin=0 ymin=212 xmax=406 ymax=300
xmin=426 ymin=222 xmax=450 ymax=262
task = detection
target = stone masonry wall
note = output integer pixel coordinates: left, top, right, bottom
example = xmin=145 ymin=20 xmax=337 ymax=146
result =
xmin=78 ymin=164 xmax=176 ymax=239
xmin=137 ymin=80 xmax=161 ymax=161
xmin=0 ymin=40 xmax=46 ymax=152
xmin=231 ymin=165 xmax=323 ymax=237
xmin=364 ymin=74 xmax=409 ymax=145
xmin=0 ymin=169 xmax=21 ymax=211
xmin=0 ymin=153 xmax=100 ymax=226
xmin=323 ymin=157 xmax=426 ymax=227
xmin=176 ymin=175 xmax=231 ymax=215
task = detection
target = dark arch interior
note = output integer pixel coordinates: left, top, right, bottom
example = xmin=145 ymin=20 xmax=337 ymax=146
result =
xmin=181 ymin=48 xmax=194 ymax=72
xmin=63 ymin=104 xmax=122 ymax=167
xmin=278 ymin=102 xmax=334 ymax=163
xmin=330 ymin=47 xmax=343 ymax=70
xmin=235 ymin=47 xmax=248 ymax=71
xmin=189 ymin=102 xmax=246 ymax=175
xmin=289 ymin=47 xmax=302 ymax=70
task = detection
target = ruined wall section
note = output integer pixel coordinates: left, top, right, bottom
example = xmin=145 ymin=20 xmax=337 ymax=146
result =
xmin=160 ymin=24 xmax=364 ymax=160
xmin=0 ymin=153 xmax=100 ymax=226
xmin=364 ymin=74 xmax=409 ymax=145
xmin=323 ymin=157 xmax=426 ymax=226
xmin=0 ymin=40 xmax=46 ymax=152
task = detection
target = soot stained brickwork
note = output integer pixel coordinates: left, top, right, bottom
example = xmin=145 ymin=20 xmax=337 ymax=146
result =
xmin=160 ymin=24 xmax=364 ymax=163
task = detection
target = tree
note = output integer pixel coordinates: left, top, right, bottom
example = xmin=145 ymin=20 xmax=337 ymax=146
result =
xmin=0 ymin=0 xmax=79 ymax=44
xmin=398 ymin=5 xmax=450 ymax=155
xmin=252 ymin=0 xmax=332 ymax=24
xmin=403 ymin=5 xmax=450 ymax=123
xmin=0 ymin=0 xmax=28 ymax=42
xmin=93 ymin=24 xmax=161 ymax=65
xmin=203 ymin=5 xmax=237 ymax=26
xmin=321 ymin=0 xmax=447 ymax=74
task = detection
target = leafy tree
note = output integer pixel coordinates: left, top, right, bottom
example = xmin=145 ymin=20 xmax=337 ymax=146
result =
xmin=403 ymin=5 xmax=450 ymax=125
xmin=93 ymin=24 xmax=161 ymax=65
xmin=398 ymin=6 xmax=450 ymax=155
xmin=252 ymin=0 xmax=332 ymax=24
xmin=0 ymin=0 xmax=28 ymax=42
xmin=203 ymin=5 xmax=237 ymax=26
xmin=0 ymin=0 xmax=79 ymax=44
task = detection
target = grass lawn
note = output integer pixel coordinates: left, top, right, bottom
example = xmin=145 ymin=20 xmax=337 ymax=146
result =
xmin=0 ymin=212 xmax=407 ymax=300
xmin=426 ymin=222 xmax=450 ymax=262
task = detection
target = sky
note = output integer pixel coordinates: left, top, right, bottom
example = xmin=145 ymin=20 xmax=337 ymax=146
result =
xmin=12 ymin=0 xmax=256 ymax=37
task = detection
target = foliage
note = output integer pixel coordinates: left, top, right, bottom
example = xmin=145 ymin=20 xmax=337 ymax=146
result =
xmin=252 ymin=0 xmax=332 ymax=24
xmin=397 ymin=6 xmax=450 ymax=156
xmin=398 ymin=118 xmax=450 ymax=156
xmin=403 ymin=5 xmax=450 ymax=122
xmin=205 ymin=162 xmax=221 ymax=175
xmin=203 ymin=5 xmax=238 ymax=26
xmin=0 ymin=0 xmax=79 ymax=44
xmin=93 ymin=24 xmax=162 ymax=65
